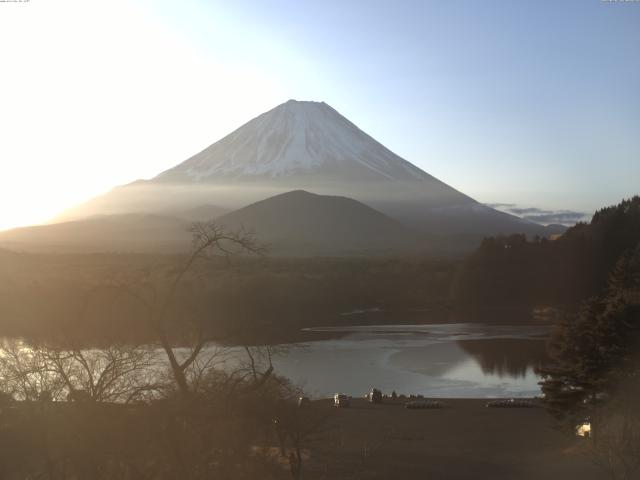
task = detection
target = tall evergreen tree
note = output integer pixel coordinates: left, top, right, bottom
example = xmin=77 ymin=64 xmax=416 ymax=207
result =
xmin=539 ymin=244 xmax=640 ymax=428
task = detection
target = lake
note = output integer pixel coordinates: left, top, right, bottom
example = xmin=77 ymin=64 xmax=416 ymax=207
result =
xmin=268 ymin=323 xmax=550 ymax=398
xmin=1 ymin=323 xmax=549 ymax=400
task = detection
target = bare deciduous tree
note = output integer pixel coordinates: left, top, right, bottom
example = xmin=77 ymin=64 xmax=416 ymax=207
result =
xmin=43 ymin=344 xmax=163 ymax=403
xmin=116 ymin=221 xmax=265 ymax=397
xmin=0 ymin=339 xmax=162 ymax=403
xmin=0 ymin=339 xmax=64 ymax=401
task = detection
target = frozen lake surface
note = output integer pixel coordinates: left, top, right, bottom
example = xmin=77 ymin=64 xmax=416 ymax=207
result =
xmin=268 ymin=323 xmax=550 ymax=398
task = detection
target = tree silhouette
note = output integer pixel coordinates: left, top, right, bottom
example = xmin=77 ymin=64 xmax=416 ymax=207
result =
xmin=538 ymin=245 xmax=640 ymax=479
xmin=539 ymin=245 xmax=640 ymax=424
xmin=119 ymin=221 xmax=265 ymax=398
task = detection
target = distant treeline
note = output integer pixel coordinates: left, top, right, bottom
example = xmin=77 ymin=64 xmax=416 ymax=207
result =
xmin=453 ymin=196 xmax=640 ymax=307
xmin=0 ymin=252 xmax=458 ymax=344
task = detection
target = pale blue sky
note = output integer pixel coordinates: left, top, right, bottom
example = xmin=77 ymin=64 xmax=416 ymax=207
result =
xmin=0 ymin=0 xmax=638 ymax=228
xmin=179 ymin=0 xmax=639 ymax=211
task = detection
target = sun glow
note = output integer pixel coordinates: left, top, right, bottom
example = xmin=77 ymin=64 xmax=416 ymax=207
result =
xmin=0 ymin=0 xmax=306 ymax=231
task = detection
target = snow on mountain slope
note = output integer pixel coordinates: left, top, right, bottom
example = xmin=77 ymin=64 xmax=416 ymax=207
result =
xmin=156 ymin=100 xmax=433 ymax=183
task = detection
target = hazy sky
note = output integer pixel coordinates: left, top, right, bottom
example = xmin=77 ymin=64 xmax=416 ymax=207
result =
xmin=1 ymin=0 xmax=638 ymax=230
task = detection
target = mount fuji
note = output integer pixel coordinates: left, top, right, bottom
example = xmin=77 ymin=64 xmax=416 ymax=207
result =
xmin=23 ymin=99 xmax=551 ymax=253
xmin=156 ymin=99 xmax=442 ymax=184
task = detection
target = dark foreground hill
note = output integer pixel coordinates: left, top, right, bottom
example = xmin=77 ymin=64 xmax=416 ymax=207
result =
xmin=0 ymin=190 xmax=426 ymax=256
xmin=217 ymin=190 xmax=425 ymax=256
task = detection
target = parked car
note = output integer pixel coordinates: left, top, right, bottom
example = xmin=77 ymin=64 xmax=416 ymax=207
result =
xmin=334 ymin=393 xmax=350 ymax=408
xmin=368 ymin=388 xmax=383 ymax=404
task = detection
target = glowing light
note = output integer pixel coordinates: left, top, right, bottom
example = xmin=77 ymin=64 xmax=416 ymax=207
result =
xmin=576 ymin=422 xmax=591 ymax=438
xmin=0 ymin=1 xmax=299 ymax=231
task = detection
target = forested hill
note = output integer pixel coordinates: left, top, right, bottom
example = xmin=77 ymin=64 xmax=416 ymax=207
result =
xmin=453 ymin=196 xmax=640 ymax=307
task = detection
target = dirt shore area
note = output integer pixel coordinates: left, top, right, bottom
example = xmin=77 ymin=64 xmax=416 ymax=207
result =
xmin=302 ymin=398 xmax=602 ymax=480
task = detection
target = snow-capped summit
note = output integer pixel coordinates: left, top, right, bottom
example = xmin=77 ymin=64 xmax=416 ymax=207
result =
xmin=156 ymin=100 xmax=432 ymax=183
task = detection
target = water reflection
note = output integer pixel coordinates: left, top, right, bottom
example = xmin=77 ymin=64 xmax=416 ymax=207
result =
xmin=457 ymin=338 xmax=548 ymax=378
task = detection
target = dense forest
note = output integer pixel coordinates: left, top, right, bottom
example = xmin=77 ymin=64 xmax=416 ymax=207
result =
xmin=453 ymin=196 xmax=640 ymax=308
xmin=0 ymin=250 xmax=458 ymax=344
xmin=538 ymin=237 xmax=640 ymax=480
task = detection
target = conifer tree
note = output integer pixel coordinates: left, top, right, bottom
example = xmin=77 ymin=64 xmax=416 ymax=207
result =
xmin=539 ymin=245 xmax=640 ymax=429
